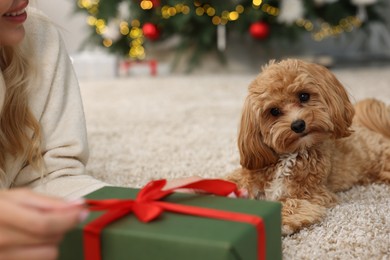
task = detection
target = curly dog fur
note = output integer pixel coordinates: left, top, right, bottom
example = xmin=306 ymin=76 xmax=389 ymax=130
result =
xmin=227 ymin=59 xmax=390 ymax=235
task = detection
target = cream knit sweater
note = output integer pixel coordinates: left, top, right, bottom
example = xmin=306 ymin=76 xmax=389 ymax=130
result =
xmin=0 ymin=8 xmax=107 ymax=199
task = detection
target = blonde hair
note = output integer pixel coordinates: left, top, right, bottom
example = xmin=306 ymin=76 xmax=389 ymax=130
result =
xmin=0 ymin=37 xmax=43 ymax=174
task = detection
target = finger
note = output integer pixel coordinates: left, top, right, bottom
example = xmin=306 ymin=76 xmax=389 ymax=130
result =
xmin=0 ymin=224 xmax=63 ymax=248
xmin=0 ymin=244 xmax=59 ymax=260
xmin=1 ymin=189 xmax=85 ymax=211
xmin=36 ymin=208 xmax=89 ymax=235
xmin=0 ymin=200 xmax=86 ymax=237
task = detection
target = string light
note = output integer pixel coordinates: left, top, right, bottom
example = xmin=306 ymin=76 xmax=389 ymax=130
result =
xmin=78 ymin=0 xmax=99 ymax=15
xmin=236 ymin=5 xmax=244 ymax=13
xmin=128 ymin=20 xmax=145 ymax=59
xmin=120 ymin=21 xmax=130 ymax=35
xmin=103 ymin=39 xmax=112 ymax=47
xmin=296 ymin=16 xmax=362 ymax=41
xmin=78 ymin=0 xmax=363 ymax=60
xmin=159 ymin=1 xmax=275 ymax=25
xmin=261 ymin=4 xmax=279 ymax=16
xmin=140 ymin=0 xmax=153 ymax=10
xmin=94 ymin=19 xmax=106 ymax=35
xmin=162 ymin=4 xmax=190 ymax=19
xmin=87 ymin=16 xmax=97 ymax=26
xmin=252 ymin=0 xmax=262 ymax=8
xmin=77 ymin=0 xmax=99 ymax=9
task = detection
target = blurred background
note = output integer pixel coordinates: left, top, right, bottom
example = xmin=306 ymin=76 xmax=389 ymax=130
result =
xmin=34 ymin=0 xmax=390 ymax=79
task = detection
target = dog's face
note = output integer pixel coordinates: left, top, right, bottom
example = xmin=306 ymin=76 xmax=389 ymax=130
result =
xmin=238 ymin=59 xmax=355 ymax=170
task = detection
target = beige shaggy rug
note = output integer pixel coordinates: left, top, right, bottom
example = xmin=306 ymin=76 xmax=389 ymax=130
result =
xmin=80 ymin=66 xmax=390 ymax=260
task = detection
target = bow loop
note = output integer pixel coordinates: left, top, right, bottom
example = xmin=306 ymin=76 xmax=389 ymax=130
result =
xmin=136 ymin=179 xmax=173 ymax=202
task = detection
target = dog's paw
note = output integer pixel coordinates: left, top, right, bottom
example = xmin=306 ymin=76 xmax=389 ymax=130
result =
xmin=281 ymin=198 xmax=327 ymax=235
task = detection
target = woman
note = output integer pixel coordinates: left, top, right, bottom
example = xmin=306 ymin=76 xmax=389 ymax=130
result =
xmin=1 ymin=1 xmax=107 ymax=199
xmin=0 ymin=0 xmax=110 ymax=258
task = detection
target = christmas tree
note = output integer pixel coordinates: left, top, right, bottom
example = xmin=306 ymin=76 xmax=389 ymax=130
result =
xmin=75 ymin=0 xmax=386 ymax=71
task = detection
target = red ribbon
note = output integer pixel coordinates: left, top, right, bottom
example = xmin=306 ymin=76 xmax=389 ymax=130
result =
xmin=83 ymin=179 xmax=265 ymax=260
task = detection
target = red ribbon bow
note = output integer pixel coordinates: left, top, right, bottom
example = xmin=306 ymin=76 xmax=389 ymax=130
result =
xmin=83 ymin=179 xmax=265 ymax=260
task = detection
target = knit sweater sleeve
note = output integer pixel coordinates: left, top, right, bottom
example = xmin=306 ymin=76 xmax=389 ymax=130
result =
xmin=12 ymin=9 xmax=108 ymax=199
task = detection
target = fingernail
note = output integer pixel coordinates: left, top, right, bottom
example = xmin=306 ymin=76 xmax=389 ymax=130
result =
xmin=79 ymin=209 xmax=90 ymax=222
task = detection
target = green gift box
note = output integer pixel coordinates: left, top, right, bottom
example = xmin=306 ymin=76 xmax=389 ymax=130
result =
xmin=59 ymin=185 xmax=281 ymax=260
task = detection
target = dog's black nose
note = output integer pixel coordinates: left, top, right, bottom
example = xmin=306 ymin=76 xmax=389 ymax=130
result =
xmin=291 ymin=119 xmax=306 ymax=133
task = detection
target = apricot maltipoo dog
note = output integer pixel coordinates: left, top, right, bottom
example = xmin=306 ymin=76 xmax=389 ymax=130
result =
xmin=227 ymin=59 xmax=390 ymax=235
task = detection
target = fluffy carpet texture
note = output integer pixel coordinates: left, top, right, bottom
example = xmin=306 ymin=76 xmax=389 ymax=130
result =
xmin=80 ymin=66 xmax=390 ymax=260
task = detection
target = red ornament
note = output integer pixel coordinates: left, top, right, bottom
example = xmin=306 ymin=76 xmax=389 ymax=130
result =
xmin=142 ymin=23 xmax=160 ymax=40
xmin=249 ymin=22 xmax=270 ymax=40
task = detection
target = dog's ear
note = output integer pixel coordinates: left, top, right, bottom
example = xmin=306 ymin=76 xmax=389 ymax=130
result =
xmin=313 ymin=64 xmax=355 ymax=138
xmin=238 ymin=96 xmax=278 ymax=170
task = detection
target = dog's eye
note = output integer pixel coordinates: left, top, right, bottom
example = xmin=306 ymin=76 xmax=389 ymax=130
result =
xmin=270 ymin=108 xmax=281 ymax=117
xmin=299 ymin=93 xmax=310 ymax=103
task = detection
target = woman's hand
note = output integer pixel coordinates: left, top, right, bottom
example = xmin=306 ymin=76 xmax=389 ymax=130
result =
xmin=0 ymin=189 xmax=88 ymax=260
